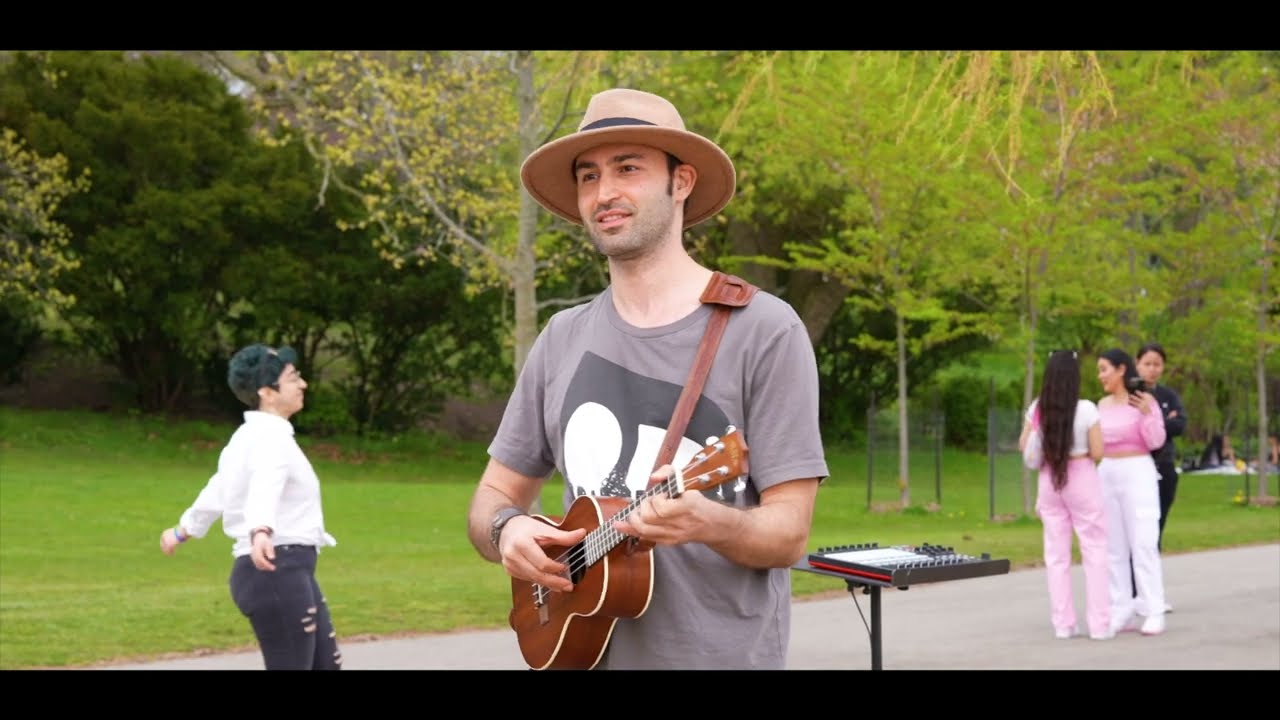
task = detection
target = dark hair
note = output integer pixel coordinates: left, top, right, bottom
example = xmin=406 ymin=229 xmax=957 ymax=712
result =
xmin=1038 ymin=350 xmax=1081 ymax=491
xmin=1136 ymin=342 xmax=1166 ymax=363
xmin=1099 ymin=348 xmax=1139 ymax=391
xmin=227 ymin=343 xmax=298 ymax=408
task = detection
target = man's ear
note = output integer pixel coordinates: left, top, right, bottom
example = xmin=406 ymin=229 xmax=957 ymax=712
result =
xmin=674 ymin=163 xmax=697 ymax=202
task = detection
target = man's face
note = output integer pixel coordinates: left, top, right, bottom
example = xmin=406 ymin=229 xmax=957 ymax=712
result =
xmin=573 ymin=143 xmax=692 ymax=262
xmin=1137 ymin=351 xmax=1164 ymax=385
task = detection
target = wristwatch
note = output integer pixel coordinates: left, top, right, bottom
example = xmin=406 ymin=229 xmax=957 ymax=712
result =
xmin=489 ymin=506 xmax=526 ymax=550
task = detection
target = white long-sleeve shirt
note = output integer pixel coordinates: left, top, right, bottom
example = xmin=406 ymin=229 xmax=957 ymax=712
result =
xmin=178 ymin=411 xmax=337 ymax=557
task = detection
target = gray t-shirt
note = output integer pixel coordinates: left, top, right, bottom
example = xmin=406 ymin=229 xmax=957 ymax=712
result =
xmin=488 ymin=285 xmax=829 ymax=669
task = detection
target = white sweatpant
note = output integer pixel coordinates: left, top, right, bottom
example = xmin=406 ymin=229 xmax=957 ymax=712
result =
xmin=1098 ymin=455 xmax=1166 ymax=620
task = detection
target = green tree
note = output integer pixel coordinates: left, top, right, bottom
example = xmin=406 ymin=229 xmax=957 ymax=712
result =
xmin=1145 ymin=51 xmax=1279 ymax=494
xmin=953 ymin=51 xmax=1132 ymax=512
xmin=194 ymin=52 xmax=519 ymax=378
xmin=1 ymin=51 xmax=337 ymax=412
xmin=723 ymin=52 xmax=1007 ymax=506
xmin=0 ymin=127 xmax=89 ymax=308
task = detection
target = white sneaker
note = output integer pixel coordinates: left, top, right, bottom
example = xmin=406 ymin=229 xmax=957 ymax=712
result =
xmin=1137 ymin=601 xmax=1174 ymax=616
xmin=1110 ymin=611 xmax=1140 ymax=635
xmin=1090 ymin=630 xmax=1115 ymax=641
xmin=1055 ymin=627 xmax=1077 ymax=640
xmin=1141 ymin=614 xmax=1166 ymax=636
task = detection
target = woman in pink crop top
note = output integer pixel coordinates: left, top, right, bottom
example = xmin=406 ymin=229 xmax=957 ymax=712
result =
xmin=1020 ymin=350 xmax=1108 ymax=640
xmin=1096 ymin=348 xmax=1168 ymax=637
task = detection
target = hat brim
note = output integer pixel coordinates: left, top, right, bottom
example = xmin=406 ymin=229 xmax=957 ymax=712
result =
xmin=520 ymin=125 xmax=736 ymax=229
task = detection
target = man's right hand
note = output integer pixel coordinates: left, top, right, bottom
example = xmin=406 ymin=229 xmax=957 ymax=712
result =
xmin=499 ymin=516 xmax=587 ymax=593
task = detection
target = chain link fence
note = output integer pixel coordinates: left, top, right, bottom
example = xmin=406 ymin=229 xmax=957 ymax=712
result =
xmin=857 ymin=383 xmax=1277 ymax=518
xmin=857 ymin=386 xmax=1038 ymax=519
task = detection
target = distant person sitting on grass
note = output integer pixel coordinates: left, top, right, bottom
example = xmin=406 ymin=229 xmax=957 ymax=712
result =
xmin=1222 ymin=434 xmax=1237 ymax=465
xmin=158 ymin=343 xmax=341 ymax=670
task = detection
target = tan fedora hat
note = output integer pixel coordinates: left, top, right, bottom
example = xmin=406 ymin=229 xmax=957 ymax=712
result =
xmin=520 ymin=88 xmax=736 ymax=229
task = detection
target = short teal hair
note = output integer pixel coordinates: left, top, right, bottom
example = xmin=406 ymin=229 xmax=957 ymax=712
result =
xmin=227 ymin=343 xmax=298 ymax=408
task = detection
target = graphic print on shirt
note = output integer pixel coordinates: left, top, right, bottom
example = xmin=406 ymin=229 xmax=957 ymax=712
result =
xmin=559 ymin=351 xmax=748 ymax=505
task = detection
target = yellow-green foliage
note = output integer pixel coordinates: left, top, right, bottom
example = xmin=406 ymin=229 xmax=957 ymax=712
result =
xmin=0 ymin=127 xmax=91 ymax=307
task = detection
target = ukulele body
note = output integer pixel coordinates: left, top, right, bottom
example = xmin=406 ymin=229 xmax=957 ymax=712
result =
xmin=508 ymin=494 xmax=653 ymax=670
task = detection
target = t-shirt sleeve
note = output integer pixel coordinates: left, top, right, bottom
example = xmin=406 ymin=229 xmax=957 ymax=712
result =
xmin=743 ymin=315 xmax=829 ymax=492
xmin=1078 ymin=400 xmax=1100 ymax=428
xmin=487 ymin=319 xmax=557 ymax=480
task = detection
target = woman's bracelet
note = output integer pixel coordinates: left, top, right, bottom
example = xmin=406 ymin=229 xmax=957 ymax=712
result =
xmin=174 ymin=526 xmax=188 ymax=543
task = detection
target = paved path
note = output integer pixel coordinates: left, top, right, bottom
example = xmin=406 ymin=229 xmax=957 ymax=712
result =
xmin=101 ymin=543 xmax=1279 ymax=670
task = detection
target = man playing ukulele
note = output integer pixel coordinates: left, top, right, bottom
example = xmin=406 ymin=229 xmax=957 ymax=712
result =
xmin=466 ymin=88 xmax=828 ymax=670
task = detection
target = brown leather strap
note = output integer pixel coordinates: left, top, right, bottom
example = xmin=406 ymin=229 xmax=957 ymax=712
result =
xmin=650 ymin=305 xmax=730 ymax=479
xmin=700 ymin=270 xmax=758 ymax=308
xmin=650 ymin=272 xmax=759 ymax=479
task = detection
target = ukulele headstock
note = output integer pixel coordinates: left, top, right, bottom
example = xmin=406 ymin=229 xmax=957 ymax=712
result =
xmin=673 ymin=426 xmax=749 ymax=495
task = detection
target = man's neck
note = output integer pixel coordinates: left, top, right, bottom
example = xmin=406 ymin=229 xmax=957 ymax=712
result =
xmin=608 ymin=245 xmax=712 ymax=328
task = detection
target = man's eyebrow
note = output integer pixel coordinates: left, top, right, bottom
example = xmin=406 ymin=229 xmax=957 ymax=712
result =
xmin=574 ymin=152 xmax=647 ymax=174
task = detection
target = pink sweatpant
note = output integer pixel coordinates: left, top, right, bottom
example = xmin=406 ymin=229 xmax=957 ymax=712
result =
xmin=1035 ymin=457 xmax=1110 ymax=637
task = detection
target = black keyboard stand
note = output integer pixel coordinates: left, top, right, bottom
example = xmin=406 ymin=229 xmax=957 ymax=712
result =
xmin=792 ymin=558 xmax=898 ymax=671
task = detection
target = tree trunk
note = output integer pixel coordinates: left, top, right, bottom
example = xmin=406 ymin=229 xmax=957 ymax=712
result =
xmin=897 ymin=308 xmax=910 ymax=507
xmin=723 ymin=220 xmax=849 ymax=346
xmin=1256 ymin=229 xmax=1273 ymax=498
xmin=1022 ymin=260 xmax=1038 ymax=516
xmin=513 ymin=50 xmax=539 ymax=382
xmin=513 ymin=50 xmax=542 ymax=514
xmin=792 ymin=270 xmax=851 ymax=348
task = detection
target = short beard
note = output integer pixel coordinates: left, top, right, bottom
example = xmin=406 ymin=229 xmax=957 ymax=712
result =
xmin=585 ymin=183 xmax=678 ymax=261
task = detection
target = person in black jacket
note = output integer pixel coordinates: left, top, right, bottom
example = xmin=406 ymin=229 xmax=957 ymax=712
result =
xmin=1133 ymin=342 xmax=1186 ymax=613
xmin=1136 ymin=342 xmax=1187 ymax=545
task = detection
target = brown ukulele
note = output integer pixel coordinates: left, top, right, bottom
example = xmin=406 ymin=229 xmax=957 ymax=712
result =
xmin=508 ymin=425 xmax=750 ymax=670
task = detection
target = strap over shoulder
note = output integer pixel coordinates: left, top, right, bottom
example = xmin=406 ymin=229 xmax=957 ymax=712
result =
xmin=648 ymin=271 xmax=757 ymax=482
xmin=701 ymin=271 xmax=759 ymax=307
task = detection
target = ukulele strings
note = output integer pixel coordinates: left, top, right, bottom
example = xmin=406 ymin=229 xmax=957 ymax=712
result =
xmin=557 ymin=453 xmax=728 ymax=576
xmin=533 ymin=475 xmax=688 ymax=602
xmin=556 ymin=472 xmax=681 ymax=575
xmin=528 ymin=436 xmax=737 ymax=602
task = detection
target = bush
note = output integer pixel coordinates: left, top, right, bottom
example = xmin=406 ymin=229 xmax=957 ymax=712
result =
xmin=293 ymin=383 xmax=359 ymax=437
xmin=938 ymin=370 xmax=1021 ymax=451
xmin=0 ymin=301 xmax=42 ymax=386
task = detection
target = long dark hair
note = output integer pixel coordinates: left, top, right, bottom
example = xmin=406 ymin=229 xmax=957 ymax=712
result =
xmin=1038 ymin=350 xmax=1081 ymax=490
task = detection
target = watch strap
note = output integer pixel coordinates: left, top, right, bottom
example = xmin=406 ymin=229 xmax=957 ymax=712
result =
xmin=490 ymin=506 xmax=526 ymax=549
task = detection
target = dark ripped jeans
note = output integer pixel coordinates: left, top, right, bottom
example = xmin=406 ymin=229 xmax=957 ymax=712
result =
xmin=229 ymin=544 xmax=341 ymax=670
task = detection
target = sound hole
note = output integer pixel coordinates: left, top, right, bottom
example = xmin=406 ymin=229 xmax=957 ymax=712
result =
xmin=568 ymin=542 xmax=587 ymax=585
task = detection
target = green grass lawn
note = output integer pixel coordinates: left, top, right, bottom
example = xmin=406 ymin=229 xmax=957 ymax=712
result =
xmin=1 ymin=405 xmax=1276 ymax=669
